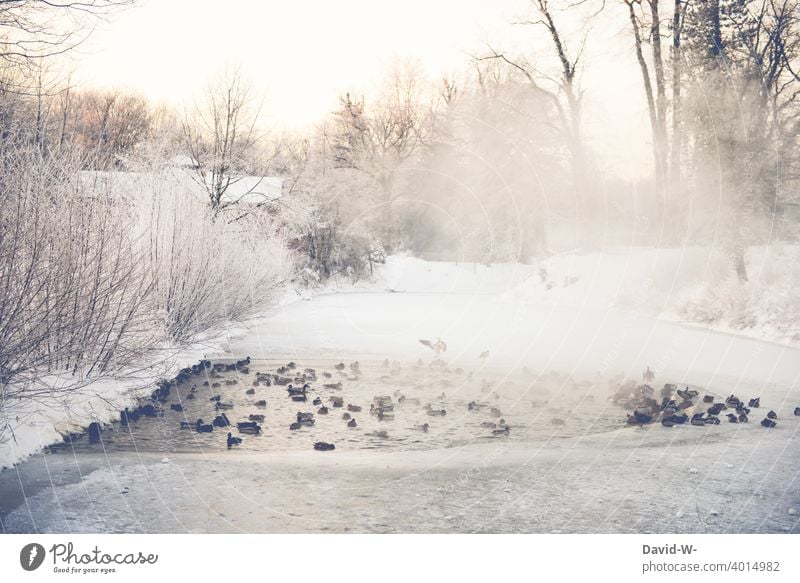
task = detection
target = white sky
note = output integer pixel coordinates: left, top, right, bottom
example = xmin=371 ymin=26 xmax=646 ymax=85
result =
xmin=68 ymin=0 xmax=652 ymax=178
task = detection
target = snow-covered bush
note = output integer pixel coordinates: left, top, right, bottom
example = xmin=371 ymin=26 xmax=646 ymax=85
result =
xmin=0 ymin=149 xmax=294 ymax=444
xmin=0 ymin=147 xmax=160 ymax=435
xmin=134 ymin=169 xmax=294 ymax=340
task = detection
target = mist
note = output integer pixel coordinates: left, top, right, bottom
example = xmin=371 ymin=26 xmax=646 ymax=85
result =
xmin=2 ymin=0 xmax=800 ymax=538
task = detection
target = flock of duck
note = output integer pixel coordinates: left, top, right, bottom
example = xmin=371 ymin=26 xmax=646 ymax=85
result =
xmin=108 ymin=355 xmax=515 ymax=452
xmin=86 ymin=360 xmax=797 ymax=453
xmin=615 ymin=369 xmax=800 ymax=430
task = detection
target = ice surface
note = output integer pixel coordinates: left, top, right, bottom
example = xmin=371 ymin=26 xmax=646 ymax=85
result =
xmin=1 ymin=254 xmax=799 ymax=533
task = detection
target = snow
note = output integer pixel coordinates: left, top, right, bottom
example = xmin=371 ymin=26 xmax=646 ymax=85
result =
xmin=502 ymin=246 xmax=800 ymax=343
xmin=3 ymin=415 xmax=799 ymax=533
xmin=79 ymin=168 xmax=284 ymax=207
xmin=2 ymin=249 xmax=800 ymax=533
xmin=0 ymin=319 xmax=270 ymax=469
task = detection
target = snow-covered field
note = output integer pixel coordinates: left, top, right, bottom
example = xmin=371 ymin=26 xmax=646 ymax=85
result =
xmin=1 ymin=250 xmax=799 ymax=533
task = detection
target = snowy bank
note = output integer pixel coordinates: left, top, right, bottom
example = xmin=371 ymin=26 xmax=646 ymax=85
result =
xmin=501 ymin=246 xmax=800 ymax=344
xmin=3 ymin=247 xmax=799 ymax=469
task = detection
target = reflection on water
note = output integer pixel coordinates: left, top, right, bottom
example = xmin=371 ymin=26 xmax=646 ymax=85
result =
xmin=49 ymin=359 xmax=622 ymax=456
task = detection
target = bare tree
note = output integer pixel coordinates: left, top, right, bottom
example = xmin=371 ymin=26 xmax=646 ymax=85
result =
xmin=625 ymin=0 xmax=669 ymax=203
xmin=60 ymin=88 xmax=152 ymax=167
xmin=181 ymin=67 xmax=264 ymax=212
xmin=0 ymin=1 xmax=134 ymax=72
xmin=670 ymin=0 xmax=686 ymax=191
xmin=328 ymin=60 xmax=437 ymax=244
xmin=477 ymin=0 xmax=593 ymax=208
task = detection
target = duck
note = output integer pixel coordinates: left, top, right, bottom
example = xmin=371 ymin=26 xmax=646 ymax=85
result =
xmin=318 ymin=406 xmax=329 ymax=415
xmin=627 ymin=410 xmax=653 ymax=425
xmin=248 ymin=414 xmax=265 ymax=422
xmin=212 ymin=414 xmax=230 ymax=427
xmin=368 ymin=430 xmax=389 ymax=438
xmin=215 ymin=401 xmax=234 ymax=411
xmin=419 ymin=338 xmax=447 ymax=358
xmin=335 ymin=362 xmax=345 ymax=370
xmin=342 ymin=412 xmax=351 ymax=420
xmin=347 ymin=404 xmax=362 ymax=413
xmin=414 ymin=423 xmax=430 ymax=432
xmin=738 ymin=413 xmax=749 ymax=423
xmin=86 ymin=422 xmax=103 ymax=443
xmin=704 ymin=415 xmax=721 ymax=425
xmin=727 ymin=413 xmax=739 ymax=423
xmin=170 ymin=403 xmax=183 ymax=412
xmin=186 ymin=393 xmax=196 ymax=400
xmin=377 ymin=410 xmax=395 ymax=421
xmin=748 ymin=397 xmax=761 ymax=408
xmin=767 ymin=410 xmax=777 ymax=420
xmin=180 ymin=421 xmax=192 ymax=429
xmin=677 ymin=388 xmax=699 ymax=401
xmin=707 ymin=403 xmax=725 ymax=416
xmin=312 ymin=397 xmax=322 ymax=406
xmin=291 ymin=394 xmax=307 ymax=402
xmin=669 ymin=413 xmax=688 ymax=425
xmin=289 ymin=422 xmax=302 ymax=430
xmin=331 ymin=397 xmax=344 ymax=408
xmin=490 ymin=407 xmax=502 ymax=418
xmin=662 ymin=416 xmax=678 ymax=427
xmin=660 ymin=398 xmax=677 ymax=411
xmin=702 ymin=395 xmax=715 ymax=403
xmin=210 ymin=395 xmax=221 ymax=402
xmin=492 ymin=426 xmax=511 ymax=436
xmin=314 ymin=442 xmax=335 ymax=451
xmin=725 ymin=394 xmax=741 ymax=407
xmin=690 ymin=413 xmax=706 ymax=427
xmin=794 ymin=407 xmax=800 ymax=416
xmin=196 ymin=419 xmax=213 ymax=433
xmin=237 ymin=422 xmax=262 ymax=435
xmin=551 ymin=418 xmax=566 ymax=426
xmin=426 ymin=408 xmax=446 ymax=417
xmin=347 ymin=418 xmax=357 ymax=428
xmin=296 ymin=412 xmax=315 ymax=426
xmin=226 ymin=433 xmax=242 ymax=448
xmin=254 ymin=399 xmax=267 ymax=408
xmin=245 ymin=388 xmax=256 ymax=395
xmin=761 ymin=418 xmax=777 ymax=428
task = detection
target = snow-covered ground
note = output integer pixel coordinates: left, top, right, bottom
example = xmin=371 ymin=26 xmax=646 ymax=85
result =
xmin=502 ymin=246 xmax=800 ymax=343
xmin=1 ymin=250 xmax=799 ymax=533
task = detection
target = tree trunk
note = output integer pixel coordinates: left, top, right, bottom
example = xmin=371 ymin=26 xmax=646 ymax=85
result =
xmin=670 ymin=0 xmax=682 ymax=192
xmin=627 ymin=1 xmax=667 ymax=204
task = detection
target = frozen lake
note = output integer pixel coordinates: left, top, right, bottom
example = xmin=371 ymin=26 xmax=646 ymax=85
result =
xmin=2 ymin=289 xmax=799 ymax=533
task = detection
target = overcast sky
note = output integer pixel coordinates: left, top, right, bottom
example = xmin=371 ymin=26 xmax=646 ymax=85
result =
xmin=68 ymin=0 xmax=652 ymax=179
